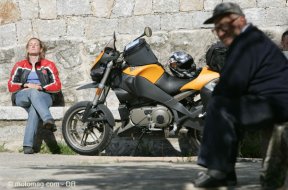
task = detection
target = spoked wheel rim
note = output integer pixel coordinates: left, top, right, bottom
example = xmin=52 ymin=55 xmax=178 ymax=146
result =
xmin=65 ymin=107 xmax=108 ymax=151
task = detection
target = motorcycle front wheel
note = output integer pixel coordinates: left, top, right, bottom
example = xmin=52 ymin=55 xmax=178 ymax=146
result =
xmin=62 ymin=101 xmax=113 ymax=155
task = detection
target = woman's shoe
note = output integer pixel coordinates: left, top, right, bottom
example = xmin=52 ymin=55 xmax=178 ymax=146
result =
xmin=23 ymin=146 xmax=34 ymax=154
xmin=43 ymin=119 xmax=57 ymax=132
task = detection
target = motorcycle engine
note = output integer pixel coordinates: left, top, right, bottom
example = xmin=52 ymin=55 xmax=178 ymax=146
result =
xmin=130 ymin=105 xmax=173 ymax=128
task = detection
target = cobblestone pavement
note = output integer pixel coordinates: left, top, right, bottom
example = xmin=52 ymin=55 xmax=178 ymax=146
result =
xmin=0 ymin=153 xmax=267 ymax=190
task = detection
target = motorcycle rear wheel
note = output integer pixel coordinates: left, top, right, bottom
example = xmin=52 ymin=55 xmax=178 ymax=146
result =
xmin=178 ymin=128 xmax=202 ymax=156
xmin=62 ymin=101 xmax=113 ymax=155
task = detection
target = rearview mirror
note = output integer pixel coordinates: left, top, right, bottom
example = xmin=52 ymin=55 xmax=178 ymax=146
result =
xmin=133 ymin=27 xmax=153 ymax=42
xmin=144 ymin=27 xmax=152 ymax=37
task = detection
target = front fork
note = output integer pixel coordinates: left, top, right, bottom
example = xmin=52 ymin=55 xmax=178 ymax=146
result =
xmin=92 ymin=61 xmax=113 ymax=106
xmin=81 ymin=61 xmax=113 ymax=122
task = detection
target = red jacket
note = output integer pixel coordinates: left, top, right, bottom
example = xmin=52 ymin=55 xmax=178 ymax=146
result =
xmin=8 ymin=59 xmax=62 ymax=93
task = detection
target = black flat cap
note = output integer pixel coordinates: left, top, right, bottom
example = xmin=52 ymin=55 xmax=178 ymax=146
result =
xmin=204 ymin=2 xmax=244 ymax=24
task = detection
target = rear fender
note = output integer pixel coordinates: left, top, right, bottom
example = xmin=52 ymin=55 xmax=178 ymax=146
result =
xmin=180 ymin=67 xmax=219 ymax=91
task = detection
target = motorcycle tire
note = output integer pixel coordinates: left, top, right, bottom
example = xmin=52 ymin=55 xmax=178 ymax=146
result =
xmin=62 ymin=101 xmax=113 ymax=155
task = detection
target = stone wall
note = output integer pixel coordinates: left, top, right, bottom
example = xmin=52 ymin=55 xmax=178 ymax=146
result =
xmin=1 ymin=0 xmax=288 ymax=106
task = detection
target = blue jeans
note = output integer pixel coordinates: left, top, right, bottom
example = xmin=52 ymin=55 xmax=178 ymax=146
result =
xmin=15 ymin=89 xmax=53 ymax=147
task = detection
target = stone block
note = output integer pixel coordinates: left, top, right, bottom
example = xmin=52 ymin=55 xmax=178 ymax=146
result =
xmin=134 ymin=0 xmax=153 ymax=15
xmin=244 ymin=8 xmax=267 ymax=26
xmin=0 ymin=91 xmax=10 ymax=106
xmin=0 ymin=23 xmax=17 ymax=47
xmin=180 ymin=0 xmax=204 ymax=11
xmin=191 ymin=11 xmax=213 ymax=28
xmin=111 ymin=0 xmax=134 ymax=18
xmin=246 ymin=8 xmax=288 ymax=27
xmin=204 ymin=0 xmax=222 ymax=11
xmin=265 ymin=8 xmax=288 ymax=27
xmin=118 ymin=15 xmax=161 ymax=35
xmin=223 ymin=0 xmax=256 ymax=8
xmin=161 ymin=13 xmax=194 ymax=31
xmin=84 ymin=17 xmax=118 ymax=39
xmin=66 ymin=17 xmax=85 ymax=40
xmin=18 ymin=0 xmax=38 ymax=19
xmin=145 ymin=31 xmax=170 ymax=64
xmin=61 ymin=70 xmax=88 ymax=93
xmin=16 ymin=20 xmax=33 ymax=44
xmin=0 ymin=48 xmax=14 ymax=65
xmin=257 ymin=0 xmax=286 ymax=8
xmin=261 ymin=26 xmax=288 ymax=46
xmin=169 ymin=30 xmax=215 ymax=66
xmin=0 ymin=0 xmax=20 ymax=24
xmin=39 ymin=0 xmax=57 ymax=19
xmin=32 ymin=19 xmax=66 ymax=40
xmin=0 ymin=64 xmax=13 ymax=88
xmin=57 ymin=0 xmax=91 ymax=16
xmin=90 ymin=0 xmax=114 ymax=18
xmin=153 ymin=0 xmax=179 ymax=13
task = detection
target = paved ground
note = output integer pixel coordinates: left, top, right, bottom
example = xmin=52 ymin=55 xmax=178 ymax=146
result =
xmin=0 ymin=152 xmax=266 ymax=190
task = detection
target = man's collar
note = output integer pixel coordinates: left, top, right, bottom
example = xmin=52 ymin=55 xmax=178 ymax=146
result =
xmin=241 ymin=23 xmax=251 ymax=33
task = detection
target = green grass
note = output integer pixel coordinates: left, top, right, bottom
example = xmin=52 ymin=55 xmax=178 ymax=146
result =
xmin=18 ymin=142 xmax=77 ymax=155
xmin=39 ymin=142 xmax=76 ymax=155
xmin=0 ymin=143 xmax=9 ymax=152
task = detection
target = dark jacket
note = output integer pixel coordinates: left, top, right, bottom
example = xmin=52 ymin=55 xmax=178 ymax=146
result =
xmin=7 ymin=59 xmax=63 ymax=105
xmin=213 ymin=25 xmax=288 ymax=118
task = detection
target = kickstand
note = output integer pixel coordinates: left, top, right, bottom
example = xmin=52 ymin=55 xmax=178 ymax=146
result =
xmin=131 ymin=129 xmax=147 ymax=156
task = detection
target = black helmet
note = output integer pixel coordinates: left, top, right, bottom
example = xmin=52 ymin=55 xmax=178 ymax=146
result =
xmin=168 ymin=51 xmax=196 ymax=78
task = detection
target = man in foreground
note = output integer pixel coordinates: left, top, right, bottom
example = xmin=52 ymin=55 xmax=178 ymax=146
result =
xmin=194 ymin=2 xmax=288 ymax=188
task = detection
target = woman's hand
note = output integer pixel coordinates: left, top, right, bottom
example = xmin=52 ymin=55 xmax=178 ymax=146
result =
xmin=23 ymin=83 xmax=42 ymax=90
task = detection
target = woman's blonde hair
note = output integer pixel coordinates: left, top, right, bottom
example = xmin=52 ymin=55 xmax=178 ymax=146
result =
xmin=25 ymin=37 xmax=46 ymax=60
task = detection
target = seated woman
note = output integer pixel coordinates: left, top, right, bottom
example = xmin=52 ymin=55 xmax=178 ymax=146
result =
xmin=7 ymin=38 xmax=62 ymax=154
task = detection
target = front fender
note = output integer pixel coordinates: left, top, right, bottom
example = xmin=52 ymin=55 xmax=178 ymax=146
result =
xmin=97 ymin=104 xmax=115 ymax=127
xmin=76 ymin=82 xmax=99 ymax=90
xmin=85 ymin=104 xmax=115 ymax=127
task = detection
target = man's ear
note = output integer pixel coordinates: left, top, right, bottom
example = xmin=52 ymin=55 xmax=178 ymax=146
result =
xmin=239 ymin=16 xmax=246 ymax=24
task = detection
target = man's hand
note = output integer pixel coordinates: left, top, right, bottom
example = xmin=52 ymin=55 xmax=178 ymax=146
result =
xmin=23 ymin=83 xmax=42 ymax=90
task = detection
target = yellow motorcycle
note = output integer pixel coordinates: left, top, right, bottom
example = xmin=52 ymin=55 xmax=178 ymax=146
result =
xmin=62 ymin=27 xmax=219 ymax=155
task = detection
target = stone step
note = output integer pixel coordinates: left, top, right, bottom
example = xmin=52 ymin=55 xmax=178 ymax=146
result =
xmin=0 ymin=106 xmax=120 ymax=120
xmin=0 ymin=106 xmax=187 ymax=156
xmin=0 ymin=106 xmax=67 ymax=120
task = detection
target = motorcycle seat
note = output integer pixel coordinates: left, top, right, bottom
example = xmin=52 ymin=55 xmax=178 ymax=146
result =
xmin=155 ymin=72 xmax=192 ymax=95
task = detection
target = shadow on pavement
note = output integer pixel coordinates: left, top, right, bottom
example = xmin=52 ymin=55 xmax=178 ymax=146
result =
xmin=28 ymin=161 xmax=261 ymax=190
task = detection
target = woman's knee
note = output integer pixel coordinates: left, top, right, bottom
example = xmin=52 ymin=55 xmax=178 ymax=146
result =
xmin=15 ymin=91 xmax=30 ymax=107
xmin=30 ymin=90 xmax=53 ymax=106
xmin=29 ymin=89 xmax=41 ymax=98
